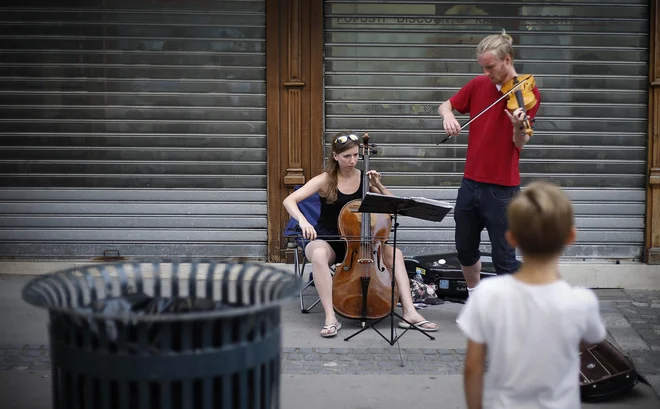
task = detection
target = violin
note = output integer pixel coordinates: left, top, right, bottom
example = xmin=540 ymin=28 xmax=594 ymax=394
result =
xmin=500 ymin=74 xmax=537 ymax=137
xmin=332 ymin=133 xmax=399 ymax=321
xmin=438 ymin=74 xmax=538 ymax=144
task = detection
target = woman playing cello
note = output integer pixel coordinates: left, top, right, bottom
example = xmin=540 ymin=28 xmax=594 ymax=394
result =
xmin=283 ymin=131 xmax=439 ymax=338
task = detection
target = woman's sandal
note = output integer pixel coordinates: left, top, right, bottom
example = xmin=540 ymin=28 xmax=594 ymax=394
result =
xmin=397 ymin=319 xmax=439 ymax=332
xmin=320 ymin=322 xmax=342 ymax=338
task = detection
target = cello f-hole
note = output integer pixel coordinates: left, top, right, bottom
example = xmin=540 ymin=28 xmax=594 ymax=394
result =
xmin=373 ymin=250 xmax=386 ymax=272
xmin=343 ymin=250 xmax=356 ymax=271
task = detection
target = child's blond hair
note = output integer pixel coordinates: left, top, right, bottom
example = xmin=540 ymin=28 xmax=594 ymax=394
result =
xmin=507 ymin=181 xmax=574 ymax=259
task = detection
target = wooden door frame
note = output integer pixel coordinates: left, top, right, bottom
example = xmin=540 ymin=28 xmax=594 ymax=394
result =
xmin=266 ymin=0 xmax=325 ymax=262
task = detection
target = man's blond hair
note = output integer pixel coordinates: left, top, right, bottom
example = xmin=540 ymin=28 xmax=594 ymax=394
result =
xmin=476 ymin=29 xmax=514 ymax=61
xmin=507 ymin=181 xmax=574 ymax=259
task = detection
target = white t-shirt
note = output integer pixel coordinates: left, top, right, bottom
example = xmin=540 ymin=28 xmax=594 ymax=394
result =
xmin=456 ymin=274 xmax=607 ymax=409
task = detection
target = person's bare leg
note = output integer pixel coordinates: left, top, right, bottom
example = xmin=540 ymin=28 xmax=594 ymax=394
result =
xmin=383 ymin=245 xmax=438 ymax=330
xmin=305 ymin=241 xmax=339 ymax=335
xmin=462 ymin=259 xmax=482 ymax=290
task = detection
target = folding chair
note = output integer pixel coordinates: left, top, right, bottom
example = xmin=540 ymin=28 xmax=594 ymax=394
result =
xmin=283 ymin=186 xmax=335 ymax=313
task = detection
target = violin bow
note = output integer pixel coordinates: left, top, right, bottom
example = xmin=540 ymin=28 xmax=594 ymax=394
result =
xmin=437 ymin=75 xmax=532 ymax=144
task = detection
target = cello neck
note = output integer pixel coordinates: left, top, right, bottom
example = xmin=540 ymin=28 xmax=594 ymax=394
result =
xmin=360 ymin=135 xmax=371 ymax=247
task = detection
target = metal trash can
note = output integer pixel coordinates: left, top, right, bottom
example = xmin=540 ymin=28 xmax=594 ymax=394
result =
xmin=22 ymin=260 xmax=298 ymax=409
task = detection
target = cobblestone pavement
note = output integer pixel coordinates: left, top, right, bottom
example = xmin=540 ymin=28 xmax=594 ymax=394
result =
xmin=1 ymin=290 xmax=659 ymax=382
xmin=0 ymin=344 xmax=467 ymax=375
xmin=281 ymin=347 xmax=466 ymax=375
xmin=604 ymin=290 xmax=660 ymax=378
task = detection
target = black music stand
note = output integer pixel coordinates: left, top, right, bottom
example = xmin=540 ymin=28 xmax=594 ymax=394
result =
xmin=343 ymin=192 xmax=452 ymax=346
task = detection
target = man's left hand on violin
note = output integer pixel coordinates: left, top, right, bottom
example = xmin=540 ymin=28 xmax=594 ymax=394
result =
xmin=505 ymin=107 xmax=527 ymax=127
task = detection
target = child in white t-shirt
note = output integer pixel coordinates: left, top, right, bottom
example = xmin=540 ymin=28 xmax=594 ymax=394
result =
xmin=456 ymin=181 xmax=607 ymax=409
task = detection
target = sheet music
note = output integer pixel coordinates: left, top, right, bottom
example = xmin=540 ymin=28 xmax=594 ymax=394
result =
xmin=360 ymin=192 xmax=452 ymax=223
xmin=409 ymin=196 xmax=453 ymax=209
xmin=366 ymin=192 xmax=453 ymax=209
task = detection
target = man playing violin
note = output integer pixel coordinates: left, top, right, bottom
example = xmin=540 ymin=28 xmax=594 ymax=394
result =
xmin=283 ymin=132 xmax=439 ymax=337
xmin=438 ymin=30 xmax=542 ymax=292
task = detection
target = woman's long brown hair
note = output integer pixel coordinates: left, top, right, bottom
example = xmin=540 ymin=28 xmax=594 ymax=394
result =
xmin=324 ymin=131 xmax=359 ymax=204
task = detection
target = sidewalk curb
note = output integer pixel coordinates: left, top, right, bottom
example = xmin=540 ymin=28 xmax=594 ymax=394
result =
xmin=3 ymin=261 xmax=659 ymax=289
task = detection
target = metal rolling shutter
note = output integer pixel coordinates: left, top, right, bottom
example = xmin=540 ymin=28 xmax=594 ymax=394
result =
xmin=0 ymin=0 xmax=267 ymax=259
xmin=324 ymin=0 xmax=649 ymax=261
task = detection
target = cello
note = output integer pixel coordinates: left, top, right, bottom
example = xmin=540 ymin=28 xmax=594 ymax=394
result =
xmin=332 ymin=133 xmax=400 ymax=321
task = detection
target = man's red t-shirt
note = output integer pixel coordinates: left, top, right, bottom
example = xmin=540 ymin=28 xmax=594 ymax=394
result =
xmin=449 ymin=75 xmax=541 ymax=186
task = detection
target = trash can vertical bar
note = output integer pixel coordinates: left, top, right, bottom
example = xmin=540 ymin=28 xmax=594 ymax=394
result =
xmin=99 ymin=325 xmax=112 ymax=409
xmin=99 ymin=317 xmax=112 ymax=409
xmin=137 ymin=322 xmax=151 ymax=409
xmin=160 ymin=323 xmax=172 ymax=409
xmin=180 ymin=320 xmax=193 ymax=409
xmin=201 ymin=319 xmax=214 ymax=409
xmin=82 ymin=325 xmax=93 ymax=409
xmin=116 ymin=321 xmax=130 ymax=409
xmin=220 ymin=318 xmax=233 ymax=409
xmin=68 ymin=321 xmax=80 ymax=409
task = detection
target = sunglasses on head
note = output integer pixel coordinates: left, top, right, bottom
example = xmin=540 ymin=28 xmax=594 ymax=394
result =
xmin=334 ymin=134 xmax=359 ymax=145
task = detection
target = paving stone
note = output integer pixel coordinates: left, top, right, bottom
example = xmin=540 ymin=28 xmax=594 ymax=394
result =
xmin=646 ymin=376 xmax=660 ymax=398
xmin=620 ymin=308 xmax=640 ymax=317
xmin=602 ymin=315 xmax=632 ymax=328
xmin=639 ymin=330 xmax=660 ymax=339
xmin=20 ymin=350 xmax=43 ymax=357
xmin=0 ymin=344 xmax=25 ymax=350
xmin=609 ymin=333 xmax=650 ymax=351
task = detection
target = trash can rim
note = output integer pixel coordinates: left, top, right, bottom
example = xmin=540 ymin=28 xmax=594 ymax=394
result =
xmin=26 ymin=299 xmax=289 ymax=322
xmin=21 ymin=259 xmax=299 ymax=322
